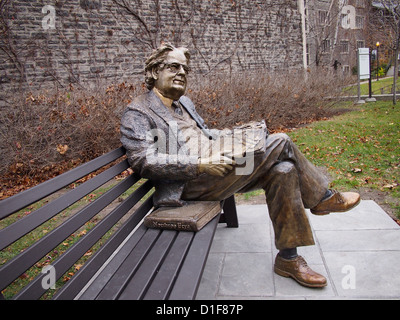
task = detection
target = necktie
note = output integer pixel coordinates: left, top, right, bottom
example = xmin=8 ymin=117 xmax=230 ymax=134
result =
xmin=172 ymin=101 xmax=183 ymax=116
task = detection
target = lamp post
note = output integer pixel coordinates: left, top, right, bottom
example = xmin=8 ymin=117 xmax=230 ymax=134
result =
xmin=369 ymin=48 xmax=373 ymax=99
xmin=376 ymin=42 xmax=380 ymax=81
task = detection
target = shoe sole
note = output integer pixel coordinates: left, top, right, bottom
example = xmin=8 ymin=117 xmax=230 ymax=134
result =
xmin=310 ymin=197 xmax=361 ymax=216
xmin=274 ymin=266 xmax=327 ymax=288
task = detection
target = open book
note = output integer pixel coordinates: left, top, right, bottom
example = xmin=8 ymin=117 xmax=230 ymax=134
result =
xmin=213 ymin=120 xmax=268 ymax=159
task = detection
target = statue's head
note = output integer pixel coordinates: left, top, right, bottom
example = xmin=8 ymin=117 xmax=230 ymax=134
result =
xmin=145 ymin=43 xmax=191 ymax=100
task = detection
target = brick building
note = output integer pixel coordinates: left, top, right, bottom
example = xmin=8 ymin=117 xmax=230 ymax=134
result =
xmin=0 ymin=0 xmax=304 ymax=101
xmin=302 ymin=0 xmax=370 ymax=75
xmin=0 ymin=0 xmax=372 ymax=102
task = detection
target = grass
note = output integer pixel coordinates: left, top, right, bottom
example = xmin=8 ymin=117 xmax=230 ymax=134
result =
xmin=238 ymin=101 xmax=400 ymax=219
xmin=288 ymin=101 xmax=400 ymax=218
xmin=345 ymin=76 xmax=400 ymax=96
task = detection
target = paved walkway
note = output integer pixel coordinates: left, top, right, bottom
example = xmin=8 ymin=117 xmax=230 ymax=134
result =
xmin=196 ymin=200 xmax=400 ymax=300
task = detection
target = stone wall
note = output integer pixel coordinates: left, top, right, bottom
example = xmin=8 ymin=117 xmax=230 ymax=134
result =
xmin=0 ymin=0 xmax=304 ymax=101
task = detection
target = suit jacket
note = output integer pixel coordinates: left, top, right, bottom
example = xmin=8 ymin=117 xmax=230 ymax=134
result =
xmin=120 ymin=90 xmax=213 ymax=207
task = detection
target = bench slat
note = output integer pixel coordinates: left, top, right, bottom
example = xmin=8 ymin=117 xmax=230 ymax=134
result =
xmin=13 ymin=179 xmax=153 ymax=300
xmin=0 ymin=147 xmax=125 ymax=219
xmin=118 ymin=230 xmax=178 ymax=300
xmin=55 ymin=197 xmax=154 ymax=300
xmin=0 ymin=160 xmax=131 ymax=251
xmin=143 ymin=231 xmax=194 ymax=300
xmin=78 ymin=210 xmax=221 ymax=300
xmin=0 ymin=173 xmax=138 ymax=292
xmin=95 ymin=228 xmax=161 ymax=300
xmin=1 ymin=139 xmax=239 ymax=300
xmin=168 ymin=215 xmax=220 ymax=300
xmin=75 ymin=224 xmax=148 ymax=300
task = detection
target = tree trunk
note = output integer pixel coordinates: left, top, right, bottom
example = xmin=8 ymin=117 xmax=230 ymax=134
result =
xmin=394 ymin=47 xmax=398 ymax=105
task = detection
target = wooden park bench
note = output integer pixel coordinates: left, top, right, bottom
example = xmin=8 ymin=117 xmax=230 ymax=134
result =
xmin=0 ymin=147 xmax=238 ymax=300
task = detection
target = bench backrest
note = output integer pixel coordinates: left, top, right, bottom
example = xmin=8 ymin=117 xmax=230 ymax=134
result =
xmin=0 ymin=147 xmax=154 ymax=300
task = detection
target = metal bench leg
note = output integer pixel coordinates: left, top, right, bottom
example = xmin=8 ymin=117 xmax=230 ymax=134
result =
xmin=220 ymin=195 xmax=239 ymax=228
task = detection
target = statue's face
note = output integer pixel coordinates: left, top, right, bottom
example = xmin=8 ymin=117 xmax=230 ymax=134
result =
xmin=153 ymin=49 xmax=188 ymax=100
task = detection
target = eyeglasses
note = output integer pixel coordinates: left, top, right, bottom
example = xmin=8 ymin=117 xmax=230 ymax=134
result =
xmin=159 ymin=63 xmax=191 ymax=74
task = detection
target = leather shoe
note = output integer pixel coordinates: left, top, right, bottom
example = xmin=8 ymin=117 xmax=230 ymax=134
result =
xmin=311 ymin=189 xmax=360 ymax=215
xmin=274 ymin=254 xmax=327 ymax=288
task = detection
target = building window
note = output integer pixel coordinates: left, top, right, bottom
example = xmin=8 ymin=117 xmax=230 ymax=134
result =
xmin=357 ymin=40 xmax=365 ymax=49
xmin=356 ymin=0 xmax=365 ymax=8
xmin=340 ymin=40 xmax=349 ymax=54
xmin=341 ymin=13 xmax=351 ymax=27
xmin=322 ymin=39 xmax=331 ymax=53
xmin=356 ymin=16 xmax=365 ymax=29
xmin=318 ymin=10 xmax=328 ymax=25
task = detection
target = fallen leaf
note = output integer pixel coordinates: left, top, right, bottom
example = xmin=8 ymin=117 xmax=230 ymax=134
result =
xmin=75 ymin=264 xmax=83 ymax=271
xmin=57 ymin=144 xmax=69 ymax=155
xmin=383 ymin=184 xmax=397 ymax=190
xmin=78 ymin=230 xmax=87 ymax=237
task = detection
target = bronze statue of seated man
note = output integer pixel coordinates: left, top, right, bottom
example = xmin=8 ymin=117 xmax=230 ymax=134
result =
xmin=120 ymin=43 xmax=360 ymax=288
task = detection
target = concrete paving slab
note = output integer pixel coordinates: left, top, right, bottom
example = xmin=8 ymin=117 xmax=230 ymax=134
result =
xmin=307 ymin=200 xmax=398 ymax=231
xmin=218 ymin=253 xmax=274 ymax=297
xmin=316 ymin=229 xmax=400 ymax=251
xmin=233 ymin=204 xmax=269 ymax=225
xmin=211 ymin=223 xmax=272 ymax=253
xmin=323 ymin=251 xmax=400 ymax=298
xmin=195 ymin=253 xmax=224 ymax=300
xmin=196 ymin=200 xmax=400 ymax=300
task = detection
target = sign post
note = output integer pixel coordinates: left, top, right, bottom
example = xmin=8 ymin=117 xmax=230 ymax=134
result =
xmin=357 ymin=48 xmax=371 ymax=104
xmin=366 ymin=48 xmax=376 ymax=102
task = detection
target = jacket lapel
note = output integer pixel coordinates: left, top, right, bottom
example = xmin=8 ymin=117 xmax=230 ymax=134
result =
xmin=146 ymin=90 xmax=174 ymax=126
xmin=145 ymin=90 xmax=183 ymax=152
xmin=179 ymin=96 xmax=215 ymax=140
xmin=146 ymin=90 xmax=215 ymax=144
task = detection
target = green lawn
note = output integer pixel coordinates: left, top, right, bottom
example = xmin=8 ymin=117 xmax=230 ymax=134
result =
xmin=288 ymin=101 xmax=400 ymax=218
xmin=345 ymin=77 xmax=400 ymax=96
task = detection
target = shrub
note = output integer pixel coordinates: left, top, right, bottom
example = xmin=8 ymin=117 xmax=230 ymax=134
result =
xmin=0 ymin=69 xmax=349 ymax=195
xmin=0 ymin=82 xmax=145 ymax=192
xmin=188 ymin=69 xmax=349 ymax=132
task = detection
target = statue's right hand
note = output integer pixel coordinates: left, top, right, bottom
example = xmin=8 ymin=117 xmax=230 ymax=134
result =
xmin=198 ymin=155 xmax=235 ymax=177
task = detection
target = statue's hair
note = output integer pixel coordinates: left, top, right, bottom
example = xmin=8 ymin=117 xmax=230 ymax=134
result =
xmin=144 ymin=42 xmax=190 ymax=90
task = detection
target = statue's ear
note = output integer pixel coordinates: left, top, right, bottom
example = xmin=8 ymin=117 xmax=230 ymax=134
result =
xmin=151 ymin=67 xmax=159 ymax=81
